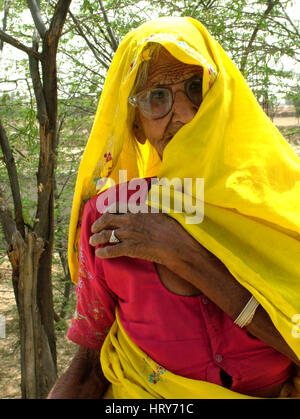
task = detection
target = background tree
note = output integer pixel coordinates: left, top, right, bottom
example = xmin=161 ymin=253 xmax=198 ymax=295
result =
xmin=286 ymin=86 xmax=300 ymax=123
xmin=0 ymin=0 xmax=72 ymax=398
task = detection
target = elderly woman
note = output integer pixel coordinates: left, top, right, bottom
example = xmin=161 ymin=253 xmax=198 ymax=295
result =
xmin=49 ymin=17 xmax=300 ymax=399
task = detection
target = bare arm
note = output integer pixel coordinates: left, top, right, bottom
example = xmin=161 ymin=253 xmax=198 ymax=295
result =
xmin=168 ymin=244 xmax=300 ymax=366
xmin=47 ymin=346 xmax=109 ymax=399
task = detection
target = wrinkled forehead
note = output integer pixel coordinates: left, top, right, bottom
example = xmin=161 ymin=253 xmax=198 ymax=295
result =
xmin=144 ymin=47 xmax=203 ymax=88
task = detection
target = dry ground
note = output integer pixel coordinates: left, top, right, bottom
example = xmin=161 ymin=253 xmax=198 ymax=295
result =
xmin=0 ymin=116 xmax=299 ymax=399
xmin=0 ymin=257 xmax=77 ymax=399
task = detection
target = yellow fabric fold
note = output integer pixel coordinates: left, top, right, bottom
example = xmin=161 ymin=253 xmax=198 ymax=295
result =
xmin=100 ymin=310 xmax=300 ymax=399
xmin=100 ymin=310 xmax=250 ymax=398
xmin=68 ymin=16 xmax=300 ymax=376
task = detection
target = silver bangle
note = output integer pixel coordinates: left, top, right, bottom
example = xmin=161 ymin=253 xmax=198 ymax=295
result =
xmin=234 ymin=295 xmax=260 ymax=328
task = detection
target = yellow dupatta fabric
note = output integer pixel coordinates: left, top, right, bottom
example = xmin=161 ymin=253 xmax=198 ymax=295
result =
xmin=100 ymin=310 xmax=300 ymax=399
xmin=68 ymin=17 xmax=300 ymax=397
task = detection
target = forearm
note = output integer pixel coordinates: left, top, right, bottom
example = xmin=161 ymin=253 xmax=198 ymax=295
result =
xmin=168 ymin=244 xmax=300 ymax=366
xmin=47 ymin=346 xmax=109 ymax=399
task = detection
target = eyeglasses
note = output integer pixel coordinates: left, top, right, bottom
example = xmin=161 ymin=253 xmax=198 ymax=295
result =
xmin=128 ymin=76 xmax=203 ymax=119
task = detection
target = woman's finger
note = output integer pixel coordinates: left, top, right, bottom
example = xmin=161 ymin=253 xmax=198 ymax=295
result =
xmin=89 ymin=230 xmax=111 ymax=246
xmin=89 ymin=229 xmax=124 ymax=246
xmin=95 ymin=240 xmax=160 ymax=262
xmin=95 ymin=241 xmax=133 ymax=259
xmin=91 ymin=201 xmax=154 ymax=234
xmin=91 ymin=211 xmax=129 ymax=233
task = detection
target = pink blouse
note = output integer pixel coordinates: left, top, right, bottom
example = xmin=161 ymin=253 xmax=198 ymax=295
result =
xmin=68 ymin=178 xmax=292 ymax=395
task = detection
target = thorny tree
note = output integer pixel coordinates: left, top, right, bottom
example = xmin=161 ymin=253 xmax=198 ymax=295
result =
xmin=0 ymin=0 xmax=72 ymax=399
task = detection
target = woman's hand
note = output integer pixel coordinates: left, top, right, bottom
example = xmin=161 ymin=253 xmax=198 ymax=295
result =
xmin=47 ymin=347 xmax=108 ymax=399
xmin=89 ymin=205 xmax=203 ymax=268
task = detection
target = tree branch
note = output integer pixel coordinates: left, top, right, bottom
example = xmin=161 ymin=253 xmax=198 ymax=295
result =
xmin=47 ymin=0 xmax=72 ymax=47
xmin=33 ymin=0 xmax=72 ymax=239
xmin=0 ymin=189 xmax=17 ymax=245
xmin=279 ymin=4 xmax=300 ymax=39
xmin=29 ymin=30 xmax=48 ymax=126
xmin=240 ymin=0 xmax=280 ymax=73
xmin=68 ymin=9 xmax=110 ymax=69
xmin=27 ymin=0 xmax=47 ymax=38
xmin=0 ymin=29 xmax=43 ymax=61
xmin=59 ymin=46 xmax=104 ymax=76
xmin=0 ymin=120 xmax=25 ymax=238
xmin=98 ymin=0 xmax=118 ymax=51
xmin=0 ymin=0 xmax=11 ymax=55
xmin=82 ymin=19 xmax=114 ymax=62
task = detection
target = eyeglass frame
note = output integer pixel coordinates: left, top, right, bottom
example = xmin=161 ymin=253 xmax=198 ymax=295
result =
xmin=128 ymin=74 xmax=203 ymax=120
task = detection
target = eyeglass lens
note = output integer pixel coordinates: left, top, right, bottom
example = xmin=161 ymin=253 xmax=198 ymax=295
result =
xmin=138 ymin=77 xmax=202 ymax=119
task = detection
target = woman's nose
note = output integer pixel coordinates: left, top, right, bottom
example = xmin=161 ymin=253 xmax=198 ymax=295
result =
xmin=171 ymin=90 xmax=198 ymax=124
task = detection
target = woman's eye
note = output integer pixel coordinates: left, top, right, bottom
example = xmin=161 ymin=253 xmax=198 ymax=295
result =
xmin=188 ymin=79 xmax=202 ymax=91
xmin=150 ymin=89 xmax=168 ymax=101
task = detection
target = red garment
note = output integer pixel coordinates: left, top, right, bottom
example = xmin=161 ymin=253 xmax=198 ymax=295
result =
xmin=67 ymin=178 xmax=292 ymax=395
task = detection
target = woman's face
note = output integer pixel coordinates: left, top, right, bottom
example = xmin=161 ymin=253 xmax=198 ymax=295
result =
xmin=134 ymin=48 xmax=202 ymax=159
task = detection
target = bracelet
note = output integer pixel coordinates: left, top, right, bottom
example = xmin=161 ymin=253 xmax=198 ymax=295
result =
xmin=234 ymin=295 xmax=260 ymax=328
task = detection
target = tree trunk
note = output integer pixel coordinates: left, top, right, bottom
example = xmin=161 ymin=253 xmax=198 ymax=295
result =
xmin=0 ymin=0 xmax=72 ymax=398
xmin=58 ymin=249 xmax=72 ymax=319
xmin=8 ymin=231 xmax=57 ymax=399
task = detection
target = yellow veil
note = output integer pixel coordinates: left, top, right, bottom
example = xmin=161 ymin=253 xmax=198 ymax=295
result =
xmin=68 ymin=17 xmax=300 ymax=367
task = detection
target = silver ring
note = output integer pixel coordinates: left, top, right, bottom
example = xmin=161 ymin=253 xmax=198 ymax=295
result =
xmin=109 ymin=229 xmax=120 ymax=243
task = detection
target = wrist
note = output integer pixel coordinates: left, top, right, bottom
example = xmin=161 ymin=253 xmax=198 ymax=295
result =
xmin=164 ymin=242 xmax=200 ymax=275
